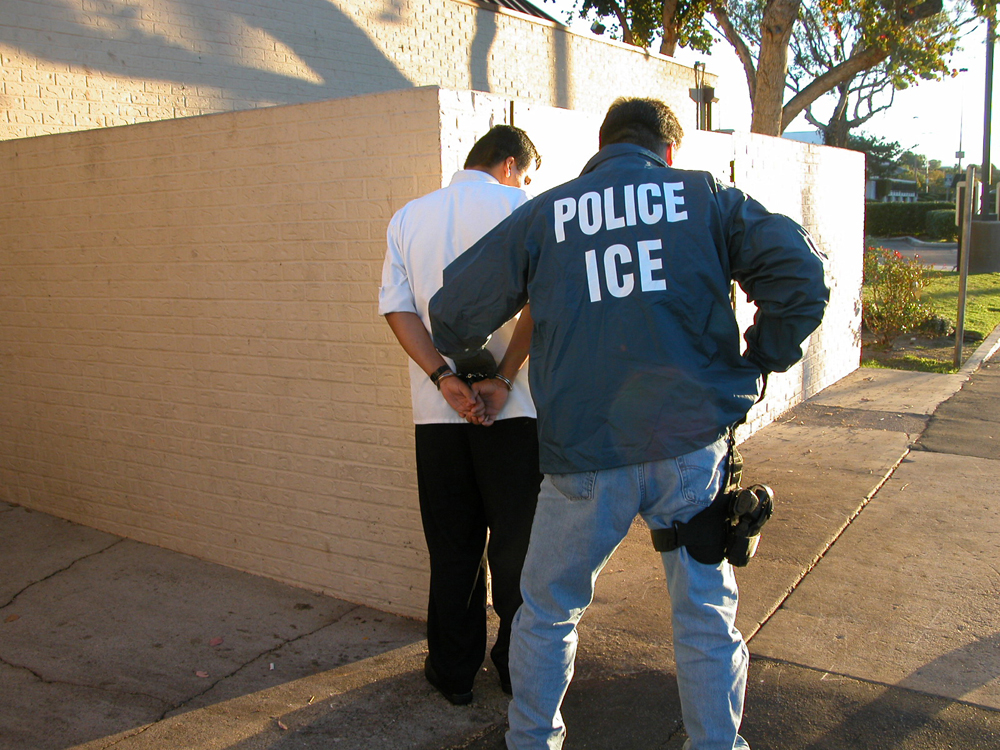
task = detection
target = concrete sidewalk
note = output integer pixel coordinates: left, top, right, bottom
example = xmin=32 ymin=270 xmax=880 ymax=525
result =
xmin=3 ymin=332 xmax=1000 ymax=750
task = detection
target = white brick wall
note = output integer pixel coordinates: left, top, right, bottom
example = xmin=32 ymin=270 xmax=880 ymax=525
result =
xmin=0 ymin=0 xmax=715 ymax=142
xmin=725 ymin=133 xmax=865 ymax=437
xmin=0 ymin=87 xmax=863 ymax=618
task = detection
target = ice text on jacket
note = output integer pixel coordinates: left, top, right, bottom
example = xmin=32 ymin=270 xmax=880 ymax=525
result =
xmin=584 ymin=240 xmax=666 ymax=302
xmin=553 ymin=182 xmax=687 ymax=243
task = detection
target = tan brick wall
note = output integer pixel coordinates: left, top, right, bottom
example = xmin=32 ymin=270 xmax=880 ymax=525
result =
xmin=0 ymin=87 xmax=445 ymax=618
xmin=0 ymin=0 xmax=713 ymax=142
xmin=0 ymin=87 xmax=862 ymax=618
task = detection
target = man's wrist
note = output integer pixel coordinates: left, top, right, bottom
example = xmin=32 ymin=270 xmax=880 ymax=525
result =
xmin=493 ymin=373 xmax=514 ymax=391
xmin=429 ymin=364 xmax=456 ymax=390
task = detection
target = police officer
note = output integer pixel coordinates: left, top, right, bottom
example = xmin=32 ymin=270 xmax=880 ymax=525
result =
xmin=429 ymin=98 xmax=829 ymax=749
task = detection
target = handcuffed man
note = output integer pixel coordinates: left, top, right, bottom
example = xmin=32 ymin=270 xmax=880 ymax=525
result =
xmin=379 ymin=125 xmax=544 ymax=705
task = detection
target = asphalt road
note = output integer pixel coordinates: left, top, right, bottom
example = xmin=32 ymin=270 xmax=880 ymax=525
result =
xmin=868 ymin=237 xmax=957 ymax=270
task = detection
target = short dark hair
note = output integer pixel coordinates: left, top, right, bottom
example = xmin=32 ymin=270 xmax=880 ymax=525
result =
xmin=464 ymin=125 xmax=541 ymax=172
xmin=599 ymin=98 xmax=684 ymax=152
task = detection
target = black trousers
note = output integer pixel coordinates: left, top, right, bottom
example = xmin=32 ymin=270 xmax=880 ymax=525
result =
xmin=415 ymin=417 xmax=541 ymax=693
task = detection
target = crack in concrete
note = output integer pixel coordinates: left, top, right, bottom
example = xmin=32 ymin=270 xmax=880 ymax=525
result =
xmin=0 ymin=653 xmax=171 ymax=708
xmin=657 ymin=717 xmax=686 ymax=747
xmin=0 ymin=538 xmax=124 ymax=610
xmin=98 ymin=603 xmax=367 ymax=747
xmin=746 ymin=447 xmax=912 ymax=643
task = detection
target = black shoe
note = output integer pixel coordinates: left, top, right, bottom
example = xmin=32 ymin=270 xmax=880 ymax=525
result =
xmin=496 ymin=668 xmax=512 ymax=695
xmin=424 ymin=656 xmax=473 ymax=706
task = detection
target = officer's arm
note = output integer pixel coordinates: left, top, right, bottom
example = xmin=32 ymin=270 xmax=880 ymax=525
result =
xmin=497 ymin=303 xmax=533 ymax=383
xmin=429 ymin=205 xmax=533 ymax=361
xmin=471 ymin=303 xmax=533 ymax=426
xmin=723 ymin=190 xmax=830 ymax=374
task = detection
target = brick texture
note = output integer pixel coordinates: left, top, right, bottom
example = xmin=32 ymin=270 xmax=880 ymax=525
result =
xmin=0 ymin=0 xmax=714 ymax=142
xmin=0 ymin=88 xmax=445 ymax=617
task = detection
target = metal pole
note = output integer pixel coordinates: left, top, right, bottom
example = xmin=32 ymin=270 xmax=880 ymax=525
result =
xmin=981 ymin=17 xmax=995 ymax=218
xmin=957 ymin=67 xmax=969 ymax=170
xmin=955 ymin=165 xmax=978 ymax=369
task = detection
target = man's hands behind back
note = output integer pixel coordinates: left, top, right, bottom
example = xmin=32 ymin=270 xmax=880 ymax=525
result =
xmin=470 ymin=378 xmax=510 ymax=427
xmin=439 ymin=375 xmax=487 ymax=424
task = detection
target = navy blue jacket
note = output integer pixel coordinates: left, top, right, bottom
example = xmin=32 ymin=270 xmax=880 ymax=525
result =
xmin=429 ymin=144 xmax=829 ymax=474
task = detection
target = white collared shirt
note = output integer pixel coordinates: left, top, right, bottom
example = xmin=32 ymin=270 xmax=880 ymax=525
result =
xmin=379 ymin=170 xmax=536 ymax=424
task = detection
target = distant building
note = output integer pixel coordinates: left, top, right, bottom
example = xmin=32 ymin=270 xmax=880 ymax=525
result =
xmin=867 ymin=177 xmax=919 ymax=203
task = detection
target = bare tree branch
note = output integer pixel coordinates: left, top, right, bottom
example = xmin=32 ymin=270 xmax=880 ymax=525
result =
xmin=710 ymin=0 xmax=758 ymax=101
xmin=781 ymin=45 xmax=887 ymax=131
xmin=611 ymin=0 xmax=636 ymax=45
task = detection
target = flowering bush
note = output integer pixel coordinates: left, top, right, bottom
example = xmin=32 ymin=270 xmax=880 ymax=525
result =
xmin=862 ymin=246 xmax=934 ymax=346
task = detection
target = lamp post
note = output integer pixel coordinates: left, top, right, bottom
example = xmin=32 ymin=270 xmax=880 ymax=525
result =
xmin=980 ymin=17 xmax=995 ymax=219
xmin=956 ymin=67 xmax=969 ymax=171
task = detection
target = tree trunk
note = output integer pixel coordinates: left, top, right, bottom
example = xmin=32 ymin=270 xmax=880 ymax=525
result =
xmin=821 ymin=84 xmax=851 ymax=147
xmin=824 ymin=110 xmax=851 ymax=148
xmin=750 ymin=0 xmax=801 ymax=135
xmin=612 ymin=3 xmax=636 ymax=46
xmin=777 ymin=0 xmax=940 ymax=132
xmin=659 ymin=0 xmax=679 ymax=56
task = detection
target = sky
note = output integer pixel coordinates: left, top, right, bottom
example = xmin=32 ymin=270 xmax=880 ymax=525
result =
xmin=542 ymin=1 xmax=996 ymax=169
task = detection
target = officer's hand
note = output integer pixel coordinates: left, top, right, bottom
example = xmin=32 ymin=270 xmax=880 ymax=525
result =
xmin=471 ymin=378 xmax=510 ymax=427
xmin=440 ymin=376 xmax=485 ymax=423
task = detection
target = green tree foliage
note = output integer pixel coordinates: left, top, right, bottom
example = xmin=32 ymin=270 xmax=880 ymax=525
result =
xmin=568 ymin=0 xmax=996 ymax=136
xmin=788 ymin=0 xmax=965 ymax=147
xmin=574 ymin=0 xmax=714 ymax=54
xmin=713 ymin=0 xmax=978 ymax=135
xmin=846 ymin=132 xmax=903 ymax=178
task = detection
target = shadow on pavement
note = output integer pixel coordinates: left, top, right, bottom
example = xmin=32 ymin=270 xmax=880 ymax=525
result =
xmin=745 ymin=656 xmax=1000 ymax=750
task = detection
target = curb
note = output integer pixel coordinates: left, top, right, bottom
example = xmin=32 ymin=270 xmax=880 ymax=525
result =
xmin=867 ymin=236 xmax=958 ymax=250
xmin=902 ymin=236 xmax=958 ymax=249
xmin=960 ymin=322 xmax=1000 ymax=375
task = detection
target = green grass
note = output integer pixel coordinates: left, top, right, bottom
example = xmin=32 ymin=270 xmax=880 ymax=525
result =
xmin=861 ymin=270 xmax=1000 ymax=374
xmin=922 ymin=271 xmax=1000 ymax=338
xmin=861 ymin=355 xmax=957 ymax=374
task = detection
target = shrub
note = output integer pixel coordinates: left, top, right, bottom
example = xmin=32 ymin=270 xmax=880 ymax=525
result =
xmin=862 ymin=246 xmax=935 ymax=346
xmin=925 ymin=209 xmax=958 ymax=241
xmin=865 ymin=201 xmax=954 ymax=237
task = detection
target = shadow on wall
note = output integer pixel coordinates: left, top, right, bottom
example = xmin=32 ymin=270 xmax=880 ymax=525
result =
xmin=553 ymin=19 xmax=570 ymax=109
xmin=0 ymin=0 xmax=412 ymax=103
xmin=470 ymin=8 xmax=497 ymax=93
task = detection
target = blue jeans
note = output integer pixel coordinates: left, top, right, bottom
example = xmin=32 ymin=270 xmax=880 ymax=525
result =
xmin=506 ymin=438 xmax=750 ymax=750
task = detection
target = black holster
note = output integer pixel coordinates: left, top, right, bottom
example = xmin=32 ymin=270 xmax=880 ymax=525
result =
xmin=650 ymin=433 xmax=773 ymax=567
